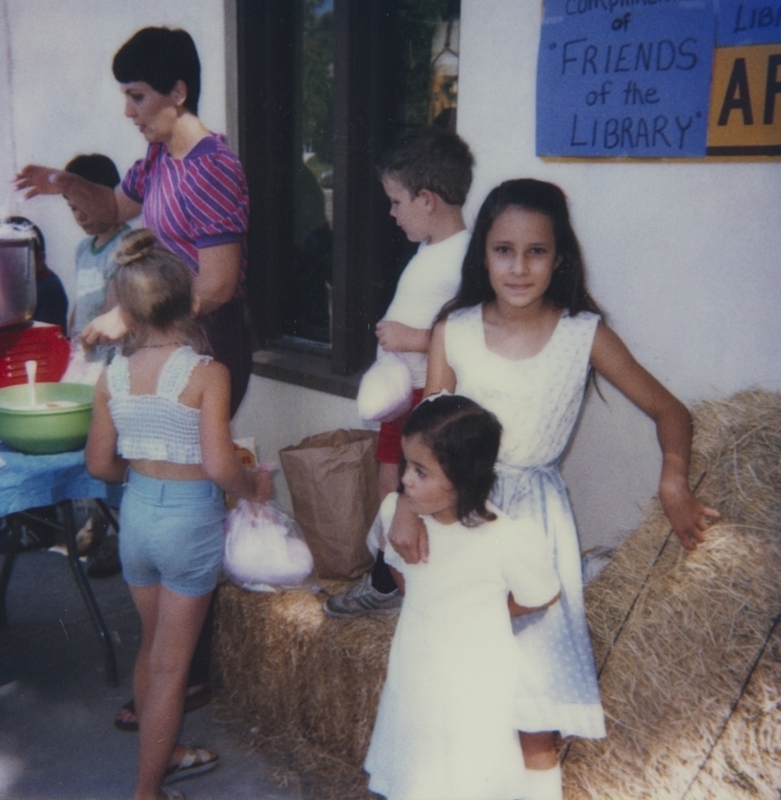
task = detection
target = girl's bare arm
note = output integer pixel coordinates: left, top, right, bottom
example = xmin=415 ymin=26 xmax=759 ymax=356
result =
xmin=198 ymin=361 xmax=272 ymax=503
xmin=375 ymin=321 xmax=430 ymax=353
xmin=85 ymin=372 xmax=127 ymax=483
xmin=508 ymin=591 xmax=561 ymax=616
xmin=387 ymin=321 xmax=457 ymax=564
xmin=423 ymin=320 xmax=457 ymax=397
xmin=590 ymin=322 xmax=719 ymax=550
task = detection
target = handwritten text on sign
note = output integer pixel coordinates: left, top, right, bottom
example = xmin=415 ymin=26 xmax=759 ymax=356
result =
xmin=537 ymin=1 xmax=716 ymax=158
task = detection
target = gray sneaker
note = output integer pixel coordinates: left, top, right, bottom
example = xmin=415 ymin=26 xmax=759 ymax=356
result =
xmin=323 ymin=573 xmax=402 ymax=619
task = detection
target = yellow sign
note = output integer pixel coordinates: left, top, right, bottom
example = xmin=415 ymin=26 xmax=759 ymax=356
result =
xmin=707 ymin=43 xmax=781 ymax=155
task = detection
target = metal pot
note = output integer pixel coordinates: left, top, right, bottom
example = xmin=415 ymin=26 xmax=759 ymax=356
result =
xmin=0 ymin=220 xmax=37 ymax=329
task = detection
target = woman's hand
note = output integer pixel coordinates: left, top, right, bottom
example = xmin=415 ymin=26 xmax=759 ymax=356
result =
xmin=81 ymin=306 xmax=128 ymax=347
xmin=13 ymin=165 xmax=69 ymax=199
xmin=659 ymin=474 xmax=720 ymax=551
xmin=388 ymin=492 xmax=429 ymax=564
xmin=15 ymin=167 xmax=131 ymax=224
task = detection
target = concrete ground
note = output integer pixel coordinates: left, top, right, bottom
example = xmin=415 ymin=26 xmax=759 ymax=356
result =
xmin=0 ymin=543 xmax=303 ymax=800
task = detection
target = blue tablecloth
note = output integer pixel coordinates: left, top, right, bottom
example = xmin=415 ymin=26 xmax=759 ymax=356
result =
xmin=0 ymin=444 xmax=122 ymax=517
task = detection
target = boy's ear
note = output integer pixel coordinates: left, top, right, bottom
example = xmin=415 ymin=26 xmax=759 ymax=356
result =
xmin=417 ymin=189 xmax=437 ymax=212
xmin=191 ymin=294 xmax=202 ymax=317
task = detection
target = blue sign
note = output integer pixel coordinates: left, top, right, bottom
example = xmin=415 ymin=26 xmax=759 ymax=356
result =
xmin=537 ymin=0 xmax=717 ymax=158
xmin=717 ymin=0 xmax=781 ymax=46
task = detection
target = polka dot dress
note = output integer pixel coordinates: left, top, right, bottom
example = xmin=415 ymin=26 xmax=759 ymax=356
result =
xmin=445 ymin=305 xmax=606 ymax=739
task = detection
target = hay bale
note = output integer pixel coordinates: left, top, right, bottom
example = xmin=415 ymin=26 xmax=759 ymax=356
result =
xmin=687 ymin=621 xmax=781 ymax=800
xmin=213 ymin=579 xmax=395 ymax=799
xmin=214 ymin=389 xmax=781 ymax=799
xmin=564 ymin=389 xmax=781 ymax=799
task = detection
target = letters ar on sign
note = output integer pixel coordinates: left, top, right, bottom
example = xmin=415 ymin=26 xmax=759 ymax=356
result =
xmin=706 ymin=0 xmax=781 ymax=156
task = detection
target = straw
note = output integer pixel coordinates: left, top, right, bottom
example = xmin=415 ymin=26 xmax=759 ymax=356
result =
xmin=214 ymin=389 xmax=781 ymax=799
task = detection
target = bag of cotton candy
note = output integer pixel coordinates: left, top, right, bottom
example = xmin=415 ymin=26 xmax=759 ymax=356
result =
xmin=223 ymin=499 xmax=316 ymax=590
xmin=356 ymin=349 xmax=414 ymax=423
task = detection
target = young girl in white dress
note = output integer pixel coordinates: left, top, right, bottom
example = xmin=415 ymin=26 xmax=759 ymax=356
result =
xmin=365 ymin=393 xmax=561 ymax=800
xmin=388 ymin=179 xmax=720 ymax=800
xmin=85 ymin=229 xmax=272 ymax=800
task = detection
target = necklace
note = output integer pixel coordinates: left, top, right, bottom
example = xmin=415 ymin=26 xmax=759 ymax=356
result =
xmin=138 ymin=341 xmax=181 ymax=349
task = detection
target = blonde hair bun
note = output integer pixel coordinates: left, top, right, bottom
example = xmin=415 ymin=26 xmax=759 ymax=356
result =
xmin=115 ymin=228 xmax=158 ymax=266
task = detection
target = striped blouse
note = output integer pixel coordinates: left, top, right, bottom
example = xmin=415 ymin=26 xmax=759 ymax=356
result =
xmin=121 ymin=134 xmax=249 ymax=296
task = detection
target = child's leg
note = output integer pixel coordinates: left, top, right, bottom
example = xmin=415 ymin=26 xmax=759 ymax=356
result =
xmin=520 ymin=731 xmax=562 ymax=800
xmin=130 ymin=583 xmax=212 ymax=800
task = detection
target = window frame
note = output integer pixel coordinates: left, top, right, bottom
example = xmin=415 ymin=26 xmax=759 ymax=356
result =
xmin=236 ymin=0 xmax=403 ymax=397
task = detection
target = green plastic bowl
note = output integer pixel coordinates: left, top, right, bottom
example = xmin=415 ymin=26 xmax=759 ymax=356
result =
xmin=0 ymin=382 xmax=94 ymax=454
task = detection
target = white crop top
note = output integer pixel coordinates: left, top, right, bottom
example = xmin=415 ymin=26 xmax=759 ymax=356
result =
xmin=107 ymin=345 xmax=210 ymax=464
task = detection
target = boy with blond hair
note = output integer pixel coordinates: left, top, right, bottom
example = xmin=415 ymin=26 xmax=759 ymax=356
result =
xmin=325 ymin=125 xmax=473 ymax=618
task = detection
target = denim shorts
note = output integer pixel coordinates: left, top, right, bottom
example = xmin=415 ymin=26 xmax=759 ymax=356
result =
xmin=119 ymin=470 xmax=225 ymax=597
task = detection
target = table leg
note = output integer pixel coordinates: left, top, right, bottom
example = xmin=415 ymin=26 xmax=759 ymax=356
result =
xmin=94 ymin=498 xmax=119 ymax=533
xmin=59 ymin=500 xmax=118 ymax=686
xmin=0 ymin=515 xmax=23 ymax=629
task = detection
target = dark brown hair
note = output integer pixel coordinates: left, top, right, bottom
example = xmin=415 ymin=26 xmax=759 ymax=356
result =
xmin=402 ymin=394 xmax=501 ymax=526
xmin=439 ymin=178 xmax=603 ymax=322
xmin=64 ymin=154 xmax=121 ymax=189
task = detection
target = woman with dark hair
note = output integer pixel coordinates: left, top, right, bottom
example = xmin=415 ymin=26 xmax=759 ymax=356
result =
xmin=15 ymin=26 xmax=252 ymax=420
xmin=15 ymin=26 xmax=251 ymax=779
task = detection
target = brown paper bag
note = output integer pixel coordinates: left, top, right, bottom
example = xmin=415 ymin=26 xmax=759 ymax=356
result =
xmin=279 ymin=429 xmax=379 ymax=579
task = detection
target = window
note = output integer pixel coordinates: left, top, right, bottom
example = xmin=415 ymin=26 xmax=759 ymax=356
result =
xmin=237 ymin=0 xmax=460 ymax=396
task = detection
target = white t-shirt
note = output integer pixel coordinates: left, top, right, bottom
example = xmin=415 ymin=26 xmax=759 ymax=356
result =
xmin=381 ymin=228 xmax=468 ymax=388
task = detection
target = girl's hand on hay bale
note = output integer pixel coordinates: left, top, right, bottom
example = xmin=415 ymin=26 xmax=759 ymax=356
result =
xmin=388 ymin=492 xmax=429 ymax=564
xmin=660 ymin=476 xmax=720 ymax=551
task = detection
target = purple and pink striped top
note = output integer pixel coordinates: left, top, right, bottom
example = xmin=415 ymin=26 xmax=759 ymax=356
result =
xmin=122 ymin=134 xmax=249 ymax=296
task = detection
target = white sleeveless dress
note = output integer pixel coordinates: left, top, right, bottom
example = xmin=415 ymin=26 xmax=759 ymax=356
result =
xmin=445 ymin=304 xmax=606 ymax=739
xmin=365 ymin=494 xmax=560 ymax=800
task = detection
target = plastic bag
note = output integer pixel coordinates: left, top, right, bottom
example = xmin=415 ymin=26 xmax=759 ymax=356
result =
xmin=356 ymin=349 xmax=413 ymax=423
xmin=60 ymin=344 xmax=105 ymax=385
xmin=222 ymin=499 xmax=317 ymax=591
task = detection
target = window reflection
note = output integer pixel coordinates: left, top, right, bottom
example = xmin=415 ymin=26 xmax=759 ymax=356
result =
xmin=287 ymin=0 xmax=460 ymax=347
xmin=290 ymin=0 xmax=334 ymax=344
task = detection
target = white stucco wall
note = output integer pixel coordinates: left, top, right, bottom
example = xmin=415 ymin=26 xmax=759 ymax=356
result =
xmin=4 ymin=0 xmax=779 ymax=547
xmin=457 ymin=0 xmax=781 ymax=547
xmin=0 ymin=0 xmax=227 ymax=302
xmin=0 ymin=0 xmax=371 ymax=516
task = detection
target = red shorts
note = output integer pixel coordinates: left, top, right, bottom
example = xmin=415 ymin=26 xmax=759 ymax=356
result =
xmin=375 ymin=388 xmax=425 ymax=464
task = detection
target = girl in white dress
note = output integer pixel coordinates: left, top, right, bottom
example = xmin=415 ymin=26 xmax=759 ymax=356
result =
xmin=388 ymin=179 xmax=720 ymax=800
xmin=85 ymin=229 xmax=272 ymax=800
xmin=365 ymin=393 xmax=560 ymax=800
